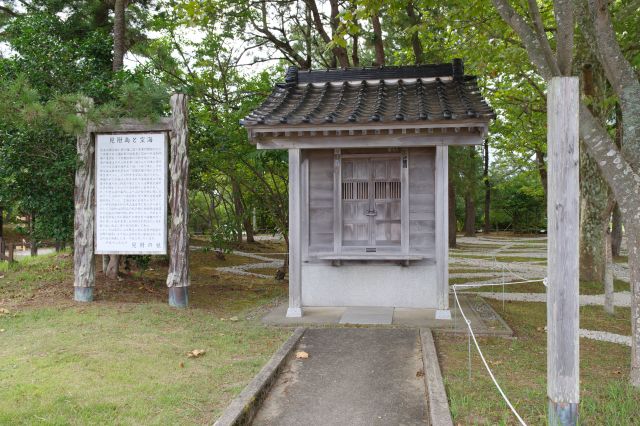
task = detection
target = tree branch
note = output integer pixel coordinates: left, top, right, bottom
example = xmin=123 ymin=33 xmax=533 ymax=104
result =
xmin=553 ymin=0 xmax=574 ymax=74
xmin=526 ymin=0 xmax=560 ymax=75
xmin=491 ymin=0 xmax=559 ymax=79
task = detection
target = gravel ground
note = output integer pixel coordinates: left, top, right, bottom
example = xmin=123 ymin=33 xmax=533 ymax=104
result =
xmin=473 ymin=291 xmax=632 ymax=307
xmin=208 ymin=250 xmax=284 ymax=279
xmin=453 ymin=236 xmax=632 ymax=346
xmin=579 ymin=329 xmax=631 ymax=346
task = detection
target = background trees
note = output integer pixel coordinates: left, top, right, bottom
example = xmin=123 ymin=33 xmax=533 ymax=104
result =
xmin=0 ymin=0 xmax=637 ymax=379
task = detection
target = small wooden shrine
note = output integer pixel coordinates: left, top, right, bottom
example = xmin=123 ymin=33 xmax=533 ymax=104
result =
xmin=241 ymin=59 xmax=494 ymax=318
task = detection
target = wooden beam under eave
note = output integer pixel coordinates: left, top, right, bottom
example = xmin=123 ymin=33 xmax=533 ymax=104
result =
xmin=89 ymin=117 xmax=173 ymax=133
xmin=255 ymin=133 xmax=484 ymax=150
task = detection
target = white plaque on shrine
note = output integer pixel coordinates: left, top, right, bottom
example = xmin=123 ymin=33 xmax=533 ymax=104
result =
xmin=95 ymin=133 xmax=168 ymax=255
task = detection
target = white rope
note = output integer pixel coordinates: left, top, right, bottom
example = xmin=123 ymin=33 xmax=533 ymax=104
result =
xmin=493 ymin=255 xmax=531 ymax=282
xmin=451 ymin=276 xmax=547 ymax=426
xmin=454 ymin=278 xmax=544 ymax=289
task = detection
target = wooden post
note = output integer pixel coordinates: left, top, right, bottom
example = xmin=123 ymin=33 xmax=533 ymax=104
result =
xmin=435 ymin=146 xmax=450 ymax=319
xmin=287 ymin=148 xmax=302 ymax=317
xmin=547 ymin=77 xmax=579 ymax=425
xmin=167 ymin=94 xmax=190 ymax=307
xmin=7 ymin=243 xmax=14 ymax=263
xmin=73 ymin=107 xmax=96 ymax=302
xmin=0 ymin=237 xmax=5 ymax=261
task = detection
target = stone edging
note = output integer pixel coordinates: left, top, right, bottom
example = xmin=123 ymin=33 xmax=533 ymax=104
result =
xmin=420 ymin=328 xmax=454 ymax=426
xmin=213 ymin=327 xmax=306 ymax=426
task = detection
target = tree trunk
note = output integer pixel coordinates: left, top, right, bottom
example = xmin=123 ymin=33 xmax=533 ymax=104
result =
xmin=30 ymin=212 xmax=37 ymax=256
xmin=371 ymin=12 xmax=385 ymax=66
xmin=406 ymin=1 xmax=423 ymax=64
xmin=112 ymin=0 xmax=126 ymax=72
xmin=464 ymin=192 xmax=475 ymax=237
xmin=232 ymin=179 xmax=255 ymax=243
xmin=231 ymin=179 xmax=245 ymax=243
xmin=448 ymin=176 xmax=457 ymax=248
xmin=73 ymin=113 xmax=95 ymax=298
xmin=535 ymin=149 xmax=547 ymax=200
xmin=107 ymin=0 xmax=127 ymax=274
xmin=306 ymin=0 xmax=349 ymax=68
xmin=0 ymin=206 xmax=3 ymax=240
xmin=579 ymin=151 xmax=609 ymax=282
xmin=579 ymin=64 xmax=609 ymax=283
xmin=351 ymin=34 xmax=360 ymax=67
xmin=629 ymin=231 xmax=640 ymax=386
xmin=166 ymin=94 xmax=190 ymax=294
xmin=604 ymin=229 xmax=615 ymax=314
xmin=105 ymin=255 xmax=119 ymax=279
xmin=483 ymin=139 xmax=491 ymax=233
xmin=611 ymin=204 xmax=622 ymax=257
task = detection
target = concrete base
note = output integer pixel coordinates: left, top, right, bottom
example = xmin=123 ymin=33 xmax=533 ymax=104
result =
xmin=301 ymin=262 xmax=438 ymax=308
xmin=263 ymin=296 xmax=514 ymax=336
xmin=168 ymin=286 xmax=189 ymax=308
xmin=74 ymin=286 xmax=94 ymax=302
xmin=339 ymin=307 xmax=393 ymax=325
xmin=286 ymin=307 xmax=302 ymax=318
xmin=435 ymin=309 xmax=452 ymax=320
xmin=548 ymin=400 xmax=578 ymax=426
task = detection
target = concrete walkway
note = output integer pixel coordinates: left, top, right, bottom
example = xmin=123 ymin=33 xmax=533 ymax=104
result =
xmin=263 ymin=295 xmax=513 ymax=336
xmin=252 ymin=328 xmax=430 ymax=425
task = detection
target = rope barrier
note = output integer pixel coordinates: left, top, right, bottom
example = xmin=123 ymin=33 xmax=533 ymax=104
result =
xmin=451 ymin=276 xmax=546 ymax=426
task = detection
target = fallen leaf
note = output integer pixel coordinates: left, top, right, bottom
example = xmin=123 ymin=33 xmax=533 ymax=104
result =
xmin=229 ymin=316 xmax=239 ymax=322
xmin=0 ymin=329 xmax=5 ymax=333
xmin=613 ymin=370 xmax=622 ymax=375
xmin=0 ymin=308 xmax=9 ymax=315
xmin=295 ymin=351 xmax=309 ymax=359
xmin=416 ymin=369 xmax=424 ymax=377
xmin=179 ymin=362 xmax=184 ymax=368
xmin=187 ymin=349 xmax=206 ymax=358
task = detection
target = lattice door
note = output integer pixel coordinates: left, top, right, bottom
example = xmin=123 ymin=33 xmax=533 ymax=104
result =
xmin=341 ymin=156 xmax=401 ymax=249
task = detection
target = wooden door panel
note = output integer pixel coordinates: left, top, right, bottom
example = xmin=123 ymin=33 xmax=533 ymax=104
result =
xmin=341 ymin=155 xmax=402 ymax=249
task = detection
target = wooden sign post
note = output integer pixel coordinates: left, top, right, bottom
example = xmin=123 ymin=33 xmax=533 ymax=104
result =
xmin=547 ymin=77 xmax=579 ymax=425
xmin=167 ymin=94 xmax=190 ymax=307
xmin=73 ymin=94 xmax=190 ymax=307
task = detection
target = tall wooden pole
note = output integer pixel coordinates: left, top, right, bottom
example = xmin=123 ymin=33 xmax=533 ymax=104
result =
xmin=167 ymin=94 xmax=190 ymax=307
xmin=435 ymin=146 xmax=450 ymax=319
xmin=73 ymin=101 xmax=96 ymax=301
xmin=286 ymin=148 xmax=302 ymax=317
xmin=547 ymin=77 xmax=579 ymax=425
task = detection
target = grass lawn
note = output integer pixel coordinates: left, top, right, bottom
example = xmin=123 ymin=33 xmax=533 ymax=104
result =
xmin=0 ymin=248 xmax=290 ymax=424
xmin=436 ymin=300 xmax=639 ymax=425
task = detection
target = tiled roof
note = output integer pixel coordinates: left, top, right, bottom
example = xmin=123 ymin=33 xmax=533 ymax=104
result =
xmin=241 ymin=60 xmax=495 ymax=127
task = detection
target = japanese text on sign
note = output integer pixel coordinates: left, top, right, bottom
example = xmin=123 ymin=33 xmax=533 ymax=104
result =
xmin=95 ymin=133 xmax=167 ymax=254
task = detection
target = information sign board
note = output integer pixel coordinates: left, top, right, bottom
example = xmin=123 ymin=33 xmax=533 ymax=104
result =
xmin=95 ymin=133 xmax=168 ymax=255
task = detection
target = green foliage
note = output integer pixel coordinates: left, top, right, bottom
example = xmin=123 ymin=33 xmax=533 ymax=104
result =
xmin=209 ymin=222 xmax=237 ymax=253
xmin=491 ymin=169 xmax=546 ymax=233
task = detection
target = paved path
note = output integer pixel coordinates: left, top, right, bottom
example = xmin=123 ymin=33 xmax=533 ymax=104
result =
xmin=252 ymin=328 xmax=429 ymax=425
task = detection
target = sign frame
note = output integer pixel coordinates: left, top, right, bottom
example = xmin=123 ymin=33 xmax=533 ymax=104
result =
xmin=94 ymin=131 xmax=169 ymax=256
